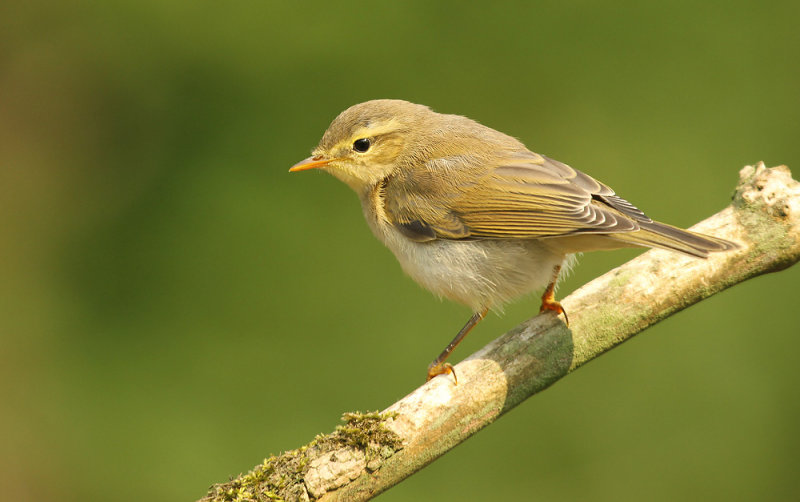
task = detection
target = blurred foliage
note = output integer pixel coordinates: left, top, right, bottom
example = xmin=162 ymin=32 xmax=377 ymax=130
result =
xmin=1 ymin=1 xmax=799 ymax=501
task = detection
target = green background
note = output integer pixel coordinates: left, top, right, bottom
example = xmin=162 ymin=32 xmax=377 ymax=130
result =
xmin=2 ymin=1 xmax=799 ymax=501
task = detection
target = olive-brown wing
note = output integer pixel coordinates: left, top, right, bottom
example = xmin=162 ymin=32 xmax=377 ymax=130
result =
xmin=383 ymin=151 xmax=646 ymax=241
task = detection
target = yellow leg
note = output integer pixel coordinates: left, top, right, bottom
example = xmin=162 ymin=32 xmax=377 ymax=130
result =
xmin=539 ymin=264 xmax=569 ymax=325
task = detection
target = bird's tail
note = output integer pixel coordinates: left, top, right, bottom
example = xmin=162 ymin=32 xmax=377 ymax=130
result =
xmin=609 ymin=221 xmax=739 ymax=258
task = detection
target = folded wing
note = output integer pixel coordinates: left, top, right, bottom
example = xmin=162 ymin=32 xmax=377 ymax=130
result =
xmin=384 ymin=150 xmax=645 ymax=240
xmin=382 ymin=150 xmax=737 ymax=257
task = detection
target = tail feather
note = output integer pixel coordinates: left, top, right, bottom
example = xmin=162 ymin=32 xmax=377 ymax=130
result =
xmin=609 ymin=221 xmax=739 ymax=258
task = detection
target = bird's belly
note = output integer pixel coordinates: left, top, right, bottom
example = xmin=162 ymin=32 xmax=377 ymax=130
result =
xmin=377 ymin=226 xmax=567 ymax=311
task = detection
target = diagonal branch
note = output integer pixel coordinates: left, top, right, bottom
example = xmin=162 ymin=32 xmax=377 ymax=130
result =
xmin=201 ymin=163 xmax=800 ymax=502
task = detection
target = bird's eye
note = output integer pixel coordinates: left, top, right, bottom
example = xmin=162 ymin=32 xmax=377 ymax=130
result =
xmin=352 ymin=138 xmax=371 ymax=153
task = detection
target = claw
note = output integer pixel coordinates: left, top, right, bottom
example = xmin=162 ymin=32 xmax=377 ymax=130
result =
xmin=540 ymin=297 xmax=569 ymax=326
xmin=427 ymin=362 xmax=457 ymax=384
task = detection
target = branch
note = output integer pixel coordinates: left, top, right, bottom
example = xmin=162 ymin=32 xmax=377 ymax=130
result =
xmin=201 ymin=163 xmax=800 ymax=502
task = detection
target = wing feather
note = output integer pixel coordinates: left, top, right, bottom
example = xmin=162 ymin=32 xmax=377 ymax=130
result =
xmin=383 ymin=150 xmax=647 ymax=240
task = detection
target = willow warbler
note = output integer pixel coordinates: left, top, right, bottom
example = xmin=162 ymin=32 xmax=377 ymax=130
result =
xmin=290 ymin=100 xmax=737 ymax=382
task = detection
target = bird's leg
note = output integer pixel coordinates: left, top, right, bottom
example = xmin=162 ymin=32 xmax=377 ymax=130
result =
xmin=539 ymin=264 xmax=569 ymax=325
xmin=427 ymin=307 xmax=489 ymax=384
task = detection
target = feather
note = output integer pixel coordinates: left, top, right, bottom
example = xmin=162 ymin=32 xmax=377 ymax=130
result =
xmin=384 ymin=151 xmax=650 ymax=240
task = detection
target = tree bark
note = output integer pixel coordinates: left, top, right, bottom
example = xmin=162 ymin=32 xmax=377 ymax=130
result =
xmin=201 ymin=163 xmax=800 ymax=502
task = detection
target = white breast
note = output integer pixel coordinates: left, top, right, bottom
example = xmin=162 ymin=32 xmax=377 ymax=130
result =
xmin=362 ymin=199 xmax=569 ymax=312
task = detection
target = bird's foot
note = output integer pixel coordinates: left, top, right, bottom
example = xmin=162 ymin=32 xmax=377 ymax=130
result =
xmin=427 ymin=361 xmax=457 ymax=384
xmin=540 ymin=297 xmax=569 ymax=326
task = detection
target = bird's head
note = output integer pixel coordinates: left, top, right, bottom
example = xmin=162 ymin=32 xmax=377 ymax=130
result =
xmin=289 ymin=99 xmax=435 ymax=193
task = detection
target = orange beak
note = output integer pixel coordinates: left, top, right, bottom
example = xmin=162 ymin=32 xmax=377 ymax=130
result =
xmin=289 ymin=155 xmax=334 ymax=172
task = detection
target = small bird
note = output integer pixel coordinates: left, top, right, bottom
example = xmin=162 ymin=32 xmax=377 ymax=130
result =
xmin=290 ymin=100 xmax=738 ymax=383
